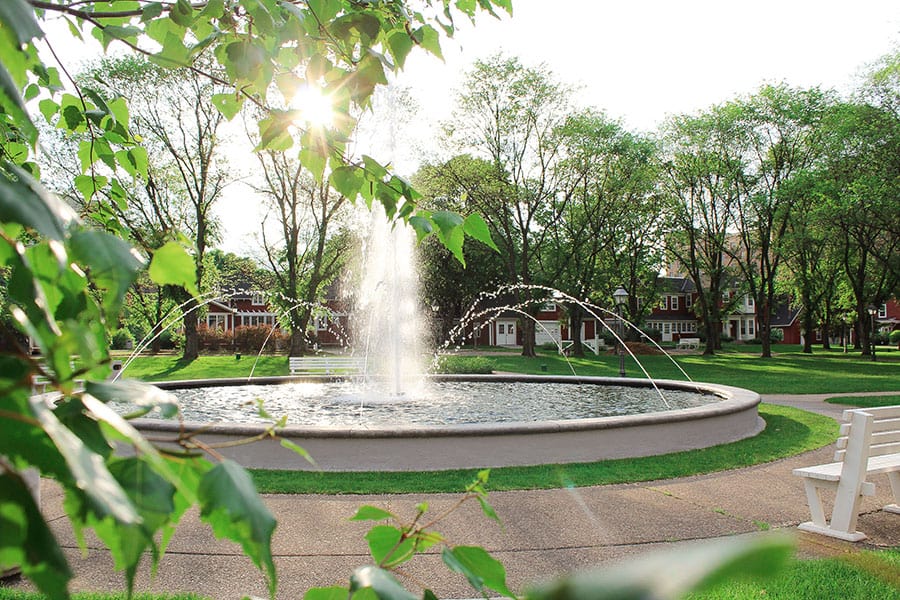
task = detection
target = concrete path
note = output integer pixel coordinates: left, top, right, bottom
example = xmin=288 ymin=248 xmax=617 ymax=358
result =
xmin=5 ymin=393 xmax=900 ymax=599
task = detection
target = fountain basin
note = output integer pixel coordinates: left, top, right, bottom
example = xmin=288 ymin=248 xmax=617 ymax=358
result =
xmin=135 ymin=375 xmax=762 ymax=471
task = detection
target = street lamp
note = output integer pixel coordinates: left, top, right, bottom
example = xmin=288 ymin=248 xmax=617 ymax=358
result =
xmin=867 ymin=304 xmax=878 ymax=362
xmin=613 ymin=287 xmax=629 ymax=377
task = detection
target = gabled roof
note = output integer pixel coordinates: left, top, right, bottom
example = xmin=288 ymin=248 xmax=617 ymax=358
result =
xmin=206 ymin=299 xmax=235 ymax=314
xmin=657 ymin=276 xmax=696 ymax=294
xmin=770 ymin=303 xmax=802 ymax=327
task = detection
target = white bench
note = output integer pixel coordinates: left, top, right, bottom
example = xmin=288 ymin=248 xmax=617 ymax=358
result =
xmin=288 ymin=356 xmax=366 ymax=376
xmin=792 ymin=405 xmax=900 ymax=541
xmin=676 ymin=337 xmax=700 ymax=350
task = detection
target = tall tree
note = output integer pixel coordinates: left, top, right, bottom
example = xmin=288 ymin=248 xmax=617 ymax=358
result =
xmin=546 ymin=110 xmax=663 ymax=354
xmin=255 ymin=151 xmax=350 ymax=356
xmin=87 ymin=55 xmax=231 ymax=361
xmin=445 ymin=54 xmax=570 ymax=356
xmin=661 ymin=107 xmax=744 ymax=355
xmin=727 ymin=84 xmax=832 ymax=357
xmin=817 ymin=101 xmax=900 ymax=353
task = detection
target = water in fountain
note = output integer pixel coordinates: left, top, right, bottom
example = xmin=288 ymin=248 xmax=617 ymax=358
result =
xmin=351 ymin=204 xmax=428 ymax=398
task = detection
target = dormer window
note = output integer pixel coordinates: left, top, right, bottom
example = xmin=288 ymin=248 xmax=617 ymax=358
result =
xmin=670 ymin=295 xmax=679 ymax=310
xmin=251 ymin=292 xmax=266 ymax=306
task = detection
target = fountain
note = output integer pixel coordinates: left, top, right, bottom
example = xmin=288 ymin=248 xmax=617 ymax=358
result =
xmin=126 ymin=212 xmax=762 ymax=472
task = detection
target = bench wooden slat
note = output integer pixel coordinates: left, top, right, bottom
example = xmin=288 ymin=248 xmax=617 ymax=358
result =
xmin=841 ymin=405 xmax=900 ymax=420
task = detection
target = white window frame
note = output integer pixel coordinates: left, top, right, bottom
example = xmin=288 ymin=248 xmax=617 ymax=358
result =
xmin=685 ymin=294 xmax=692 ymax=309
xmin=251 ymin=292 xmax=266 ymax=306
xmin=671 ymin=296 xmax=679 ymax=310
xmin=207 ymin=314 xmax=227 ymax=329
xmin=879 ymin=303 xmax=887 ymax=319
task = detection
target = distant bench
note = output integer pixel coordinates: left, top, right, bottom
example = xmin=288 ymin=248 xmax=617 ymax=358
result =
xmin=675 ymin=337 xmax=700 ymax=350
xmin=793 ymin=405 xmax=900 ymax=541
xmin=288 ymin=356 xmax=366 ymax=376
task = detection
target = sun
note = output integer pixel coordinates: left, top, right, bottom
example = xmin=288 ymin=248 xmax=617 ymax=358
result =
xmin=290 ymin=86 xmax=334 ymax=128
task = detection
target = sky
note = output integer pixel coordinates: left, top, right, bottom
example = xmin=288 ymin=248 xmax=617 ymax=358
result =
xmin=41 ymin=1 xmax=900 ymax=254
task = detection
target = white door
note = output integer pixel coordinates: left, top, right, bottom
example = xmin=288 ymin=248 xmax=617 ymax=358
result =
xmin=497 ymin=321 xmax=517 ymax=346
xmin=662 ymin=322 xmax=672 ymax=342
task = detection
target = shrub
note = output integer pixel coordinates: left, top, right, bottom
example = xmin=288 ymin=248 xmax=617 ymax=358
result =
xmin=769 ymin=328 xmax=784 ymax=342
xmin=889 ymin=329 xmax=900 ymax=345
xmin=198 ymin=324 xmax=232 ymax=352
xmin=158 ymin=328 xmax=183 ymax=350
xmin=110 ymin=328 xmax=134 ymax=350
xmin=233 ymin=325 xmax=288 ymax=354
xmin=640 ymin=326 xmax=662 ymax=342
xmin=744 ymin=338 xmax=762 ymax=345
xmin=431 ymin=355 xmax=496 ymax=374
xmin=720 ymin=334 xmax=733 ymax=343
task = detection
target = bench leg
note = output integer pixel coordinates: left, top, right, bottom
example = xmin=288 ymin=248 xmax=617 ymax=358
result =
xmin=802 ymin=478 xmax=828 ymax=528
xmin=798 ymin=477 xmax=868 ymax=541
xmin=885 ymin=472 xmax=900 ymax=514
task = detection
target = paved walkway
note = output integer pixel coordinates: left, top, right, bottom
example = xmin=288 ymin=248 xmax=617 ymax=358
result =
xmin=5 ymin=393 xmax=900 ymax=599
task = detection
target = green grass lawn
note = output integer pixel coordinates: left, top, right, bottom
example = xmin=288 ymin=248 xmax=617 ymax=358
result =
xmin=825 ymin=394 xmax=900 ymax=408
xmin=687 ymin=548 xmax=900 ymax=599
xmin=117 ymin=345 xmax=899 ymax=395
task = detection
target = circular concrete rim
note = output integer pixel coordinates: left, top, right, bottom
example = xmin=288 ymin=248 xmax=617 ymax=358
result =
xmin=141 ymin=374 xmax=760 ymax=439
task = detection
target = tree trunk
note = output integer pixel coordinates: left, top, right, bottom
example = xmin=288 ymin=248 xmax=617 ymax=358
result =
xmin=569 ymin=305 xmax=584 ymax=358
xmin=289 ymin=329 xmax=307 ymax=357
xmin=182 ymin=298 xmax=199 ymax=361
xmin=759 ymin=297 xmax=772 ymax=358
xmin=520 ymin=318 xmax=537 ymax=357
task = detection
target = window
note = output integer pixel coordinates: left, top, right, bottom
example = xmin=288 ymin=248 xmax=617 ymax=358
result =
xmin=317 ymin=316 xmax=330 ymax=331
xmin=685 ymin=295 xmax=692 ymax=309
xmin=207 ymin=314 xmax=227 ymax=329
xmin=879 ymin=304 xmax=887 ymax=319
xmin=746 ymin=295 xmax=754 ymax=309
xmin=671 ymin=296 xmax=679 ymax=310
xmin=748 ymin=320 xmax=754 ymax=335
xmin=498 ymin=324 xmax=505 ymax=335
xmin=722 ymin=291 xmax=731 ymax=301
xmin=659 ymin=297 xmax=668 ymax=310
xmin=541 ymin=302 xmax=556 ymax=312
xmin=251 ymin=292 xmax=266 ymax=306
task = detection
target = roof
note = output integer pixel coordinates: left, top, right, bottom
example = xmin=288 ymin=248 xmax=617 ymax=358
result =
xmin=657 ymin=277 xmax=696 ymax=294
xmin=770 ymin=303 xmax=802 ymax=327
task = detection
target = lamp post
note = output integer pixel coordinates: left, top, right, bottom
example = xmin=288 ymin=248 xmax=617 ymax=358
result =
xmin=867 ymin=305 xmax=878 ymax=362
xmin=613 ymin=287 xmax=628 ymax=377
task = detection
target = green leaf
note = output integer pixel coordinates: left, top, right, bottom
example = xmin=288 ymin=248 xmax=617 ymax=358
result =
xmin=350 ymin=506 xmax=395 ymax=522
xmin=279 ymin=439 xmax=317 ymax=467
xmin=74 ymin=174 xmax=107 ymax=205
xmin=148 ymin=241 xmax=198 ymax=297
xmin=299 ymin=147 xmax=326 ymax=182
xmin=412 ymin=25 xmax=443 ymax=60
xmin=430 ymin=211 xmax=464 ymax=236
xmin=69 ymin=229 xmax=145 ymax=321
xmin=442 ymin=546 xmax=515 ymax=598
xmin=364 ymin=525 xmax=402 ymax=565
xmin=211 ymin=92 xmax=244 ymax=120
xmin=0 ymin=162 xmax=77 ymax=240
xmin=169 ymin=0 xmax=194 ymax=26
xmin=307 ymin=0 xmax=341 ymax=22
xmin=350 ymin=566 xmax=417 ymax=600
xmin=0 ymin=61 xmax=38 ymax=147
xmin=0 ymin=0 xmax=43 ymax=46
xmin=330 ymin=165 xmax=364 ymax=200
xmin=304 ymin=586 xmax=350 ymax=600
xmin=28 ymin=395 xmax=140 ymax=525
xmin=408 ymin=215 xmax=434 ymax=242
xmin=198 ymin=460 xmax=277 ymax=597
xmin=387 ymin=31 xmax=414 ymax=70
xmin=0 ymin=472 xmax=72 ymax=598
xmin=463 ymin=213 xmax=499 ymax=251
xmin=85 ymin=380 xmax=180 ymax=419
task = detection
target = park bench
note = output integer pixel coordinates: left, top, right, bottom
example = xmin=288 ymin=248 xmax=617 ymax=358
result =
xmin=288 ymin=355 xmax=367 ymax=376
xmin=675 ymin=337 xmax=700 ymax=350
xmin=792 ymin=405 xmax=900 ymax=541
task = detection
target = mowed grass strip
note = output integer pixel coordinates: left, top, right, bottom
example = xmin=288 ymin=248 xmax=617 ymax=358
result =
xmin=119 ymin=346 xmax=900 ymax=395
xmin=686 ymin=548 xmax=900 ymax=599
xmin=249 ymin=404 xmax=837 ymax=494
xmin=825 ymin=394 xmax=900 ymax=408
